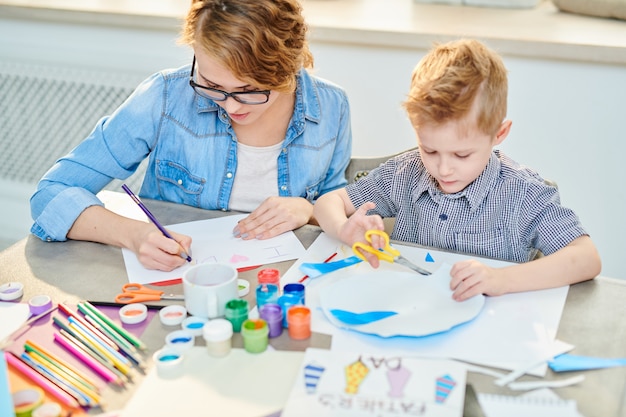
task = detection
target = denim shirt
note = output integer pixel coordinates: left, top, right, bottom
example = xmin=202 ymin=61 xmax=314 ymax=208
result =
xmin=30 ymin=66 xmax=352 ymax=241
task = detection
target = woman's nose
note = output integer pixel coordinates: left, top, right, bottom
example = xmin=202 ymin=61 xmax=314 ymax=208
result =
xmin=221 ymin=96 xmax=244 ymax=113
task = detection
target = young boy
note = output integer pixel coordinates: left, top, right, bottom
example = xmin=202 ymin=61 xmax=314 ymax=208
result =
xmin=314 ymin=39 xmax=601 ymax=301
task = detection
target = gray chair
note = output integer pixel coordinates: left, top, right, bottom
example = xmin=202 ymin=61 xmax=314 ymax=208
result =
xmin=345 ymin=148 xmax=417 ymax=232
xmin=345 ymin=148 xmax=417 ymax=184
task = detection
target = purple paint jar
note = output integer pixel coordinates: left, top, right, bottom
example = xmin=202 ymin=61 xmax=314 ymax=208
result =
xmin=259 ymin=303 xmax=283 ymax=338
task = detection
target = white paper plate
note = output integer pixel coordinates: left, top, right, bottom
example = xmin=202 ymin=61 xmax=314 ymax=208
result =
xmin=319 ymin=266 xmax=485 ymax=338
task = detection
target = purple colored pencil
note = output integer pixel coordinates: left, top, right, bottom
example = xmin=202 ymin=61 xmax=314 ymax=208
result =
xmin=121 ymin=184 xmax=192 ymax=262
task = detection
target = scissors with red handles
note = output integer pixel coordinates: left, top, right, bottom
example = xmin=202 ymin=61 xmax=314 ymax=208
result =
xmin=352 ymin=230 xmax=432 ymax=276
xmin=115 ymin=283 xmax=185 ymax=304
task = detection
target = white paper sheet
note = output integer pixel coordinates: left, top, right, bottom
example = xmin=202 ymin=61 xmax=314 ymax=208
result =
xmin=281 ymin=233 xmax=571 ymax=374
xmin=120 ymin=347 xmax=305 ymax=417
xmin=121 ymin=214 xmax=306 ymax=285
xmin=478 ymin=388 xmax=583 ymax=417
xmin=0 ymin=302 xmax=30 ymax=343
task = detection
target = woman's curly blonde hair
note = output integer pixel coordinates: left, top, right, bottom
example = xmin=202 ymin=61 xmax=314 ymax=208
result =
xmin=180 ymin=0 xmax=313 ymax=93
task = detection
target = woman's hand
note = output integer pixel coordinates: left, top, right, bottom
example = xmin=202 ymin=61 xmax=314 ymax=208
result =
xmin=130 ymin=224 xmax=192 ymax=271
xmin=232 ymin=196 xmax=313 ymax=240
xmin=67 ymin=205 xmax=192 ymax=272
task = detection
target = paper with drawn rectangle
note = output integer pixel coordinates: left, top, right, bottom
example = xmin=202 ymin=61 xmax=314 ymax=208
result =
xmin=121 ymin=214 xmax=306 ymax=284
xmin=282 ymin=347 xmax=467 ymax=417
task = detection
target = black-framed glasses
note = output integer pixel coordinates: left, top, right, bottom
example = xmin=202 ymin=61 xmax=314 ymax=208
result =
xmin=189 ymin=56 xmax=271 ymax=105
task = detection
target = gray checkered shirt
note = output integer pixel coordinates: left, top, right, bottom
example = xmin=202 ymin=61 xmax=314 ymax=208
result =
xmin=346 ymin=150 xmax=587 ymax=263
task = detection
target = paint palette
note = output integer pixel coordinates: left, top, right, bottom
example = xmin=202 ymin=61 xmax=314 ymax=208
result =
xmin=318 ymin=264 xmax=485 ymax=338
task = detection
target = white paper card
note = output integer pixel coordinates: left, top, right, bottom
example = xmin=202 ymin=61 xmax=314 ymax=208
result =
xmin=282 ymin=347 xmax=467 ymax=417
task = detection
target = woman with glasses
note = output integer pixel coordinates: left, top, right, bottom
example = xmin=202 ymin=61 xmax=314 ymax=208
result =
xmin=29 ymin=0 xmax=352 ymax=271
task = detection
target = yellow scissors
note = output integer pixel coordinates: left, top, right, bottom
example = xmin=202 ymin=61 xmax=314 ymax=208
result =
xmin=352 ymin=230 xmax=432 ymax=275
xmin=115 ymin=283 xmax=185 ymax=304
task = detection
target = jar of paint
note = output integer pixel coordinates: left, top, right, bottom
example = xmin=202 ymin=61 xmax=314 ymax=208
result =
xmin=283 ymin=283 xmax=305 ymax=304
xmin=287 ymin=305 xmax=311 ymax=340
xmin=202 ymin=318 xmax=233 ymax=358
xmin=181 ymin=316 xmax=209 ymax=337
xmin=241 ymin=319 xmax=269 ymax=353
xmin=257 ymin=268 xmax=281 ymax=291
xmin=12 ymin=387 xmax=44 ymax=417
xmin=277 ymin=293 xmax=302 ymax=327
xmin=256 ymin=283 xmax=279 ymax=309
xmin=165 ymin=329 xmax=195 ymax=354
xmin=152 ymin=347 xmax=185 ymax=379
xmin=32 ymin=402 xmax=63 ymax=417
xmin=224 ymin=299 xmax=248 ymax=332
xmin=259 ymin=303 xmax=283 ymax=338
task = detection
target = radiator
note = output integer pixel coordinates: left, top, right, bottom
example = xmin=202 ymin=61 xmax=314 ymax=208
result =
xmin=0 ymin=60 xmax=146 ymax=243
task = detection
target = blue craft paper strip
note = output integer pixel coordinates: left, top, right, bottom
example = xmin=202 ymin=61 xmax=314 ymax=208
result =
xmin=330 ymin=309 xmax=398 ymax=325
xmin=548 ymin=353 xmax=626 ymax=372
xmin=299 ymin=256 xmax=363 ymax=278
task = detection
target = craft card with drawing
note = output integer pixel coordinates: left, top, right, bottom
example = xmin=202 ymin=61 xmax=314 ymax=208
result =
xmin=121 ymin=214 xmax=306 ymax=285
xmin=282 ymin=348 xmax=467 ymax=417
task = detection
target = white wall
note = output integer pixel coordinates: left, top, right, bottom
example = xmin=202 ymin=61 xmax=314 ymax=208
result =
xmin=311 ymin=41 xmax=626 ymax=279
xmin=1 ymin=17 xmax=624 ymax=279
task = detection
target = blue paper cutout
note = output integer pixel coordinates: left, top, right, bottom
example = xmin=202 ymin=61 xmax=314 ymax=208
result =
xmin=330 ymin=309 xmax=397 ymax=325
xmin=425 ymin=253 xmax=435 ymax=263
xmin=548 ymin=353 xmax=626 ymax=372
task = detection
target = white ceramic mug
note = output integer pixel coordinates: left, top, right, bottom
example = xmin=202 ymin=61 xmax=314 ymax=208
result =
xmin=182 ymin=263 xmax=238 ymax=319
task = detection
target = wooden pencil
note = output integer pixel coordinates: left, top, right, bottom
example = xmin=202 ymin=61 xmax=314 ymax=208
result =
xmin=54 ymin=332 xmax=125 ymax=386
xmin=24 ymin=351 xmax=102 ymax=407
xmin=24 ymin=339 xmax=100 ymax=392
xmin=81 ymin=301 xmax=147 ymax=350
xmin=4 ymin=351 xmax=80 ymax=409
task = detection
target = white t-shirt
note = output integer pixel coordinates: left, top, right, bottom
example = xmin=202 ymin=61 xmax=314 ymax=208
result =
xmin=229 ymin=141 xmax=283 ymax=212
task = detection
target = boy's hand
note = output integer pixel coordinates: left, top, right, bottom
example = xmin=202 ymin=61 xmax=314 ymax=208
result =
xmin=339 ymin=202 xmax=385 ymax=268
xmin=449 ymin=259 xmax=506 ymax=301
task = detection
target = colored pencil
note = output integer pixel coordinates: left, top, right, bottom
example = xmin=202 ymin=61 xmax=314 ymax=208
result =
xmin=81 ymin=301 xmax=147 ymax=350
xmin=82 ymin=314 xmax=142 ymax=367
xmin=78 ymin=303 xmax=142 ymax=359
xmin=5 ymin=351 xmax=80 ymax=409
xmin=24 ymin=340 xmax=99 ymax=392
xmin=122 ymin=183 xmax=192 ymax=262
xmin=68 ymin=317 xmax=132 ymax=368
xmin=19 ymin=352 xmax=93 ymax=407
xmin=53 ymin=317 xmax=115 ymax=369
xmin=24 ymin=350 xmax=101 ymax=407
xmin=69 ymin=317 xmax=131 ymax=374
xmin=87 ymin=300 xmax=165 ymax=310
xmin=54 ymin=332 xmax=124 ymax=386
xmin=298 ymin=252 xmax=338 ymax=283
xmin=58 ymin=303 xmax=118 ymax=351
xmin=59 ymin=328 xmax=127 ymax=382
xmin=68 ymin=319 xmax=132 ymax=376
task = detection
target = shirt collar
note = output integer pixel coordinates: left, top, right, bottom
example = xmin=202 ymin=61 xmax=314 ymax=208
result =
xmin=413 ymin=150 xmax=501 ymax=213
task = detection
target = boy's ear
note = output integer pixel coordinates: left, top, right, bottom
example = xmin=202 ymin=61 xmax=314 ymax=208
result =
xmin=493 ymin=120 xmax=512 ymax=146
